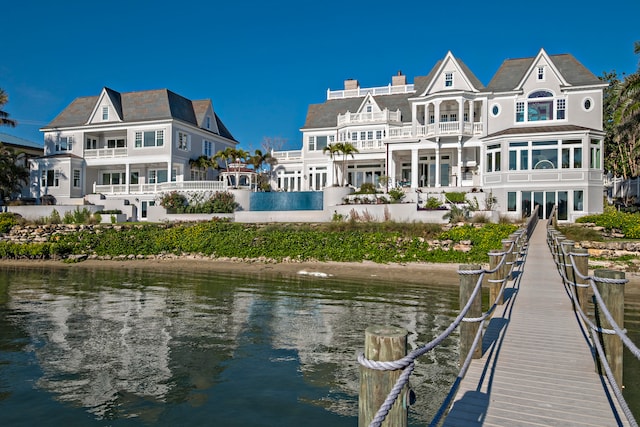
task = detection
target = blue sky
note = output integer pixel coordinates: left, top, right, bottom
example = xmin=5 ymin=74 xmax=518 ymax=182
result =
xmin=2 ymin=0 xmax=639 ymax=152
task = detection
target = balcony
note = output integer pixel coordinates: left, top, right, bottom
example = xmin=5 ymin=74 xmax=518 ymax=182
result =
xmin=413 ymin=122 xmax=484 ymax=138
xmin=272 ymin=150 xmax=302 ymax=161
xmin=84 ymin=148 xmax=128 ymax=159
xmin=94 ymin=180 xmax=229 ymax=195
xmin=337 ymin=110 xmax=401 ymax=126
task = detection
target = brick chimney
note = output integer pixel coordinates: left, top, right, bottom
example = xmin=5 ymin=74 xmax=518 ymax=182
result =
xmin=392 ymin=71 xmax=406 ymax=86
xmin=344 ymin=79 xmax=359 ymax=90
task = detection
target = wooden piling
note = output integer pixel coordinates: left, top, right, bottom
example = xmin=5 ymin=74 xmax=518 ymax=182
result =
xmin=560 ymin=240 xmax=575 ymax=287
xmin=593 ymin=269 xmax=625 ymax=387
xmin=488 ymin=251 xmax=504 ymax=307
xmin=359 ymin=325 xmax=408 ymax=427
xmin=571 ymin=247 xmax=589 ymax=315
xmin=501 ymin=239 xmax=514 ymax=280
xmin=459 ymin=264 xmax=482 ymax=365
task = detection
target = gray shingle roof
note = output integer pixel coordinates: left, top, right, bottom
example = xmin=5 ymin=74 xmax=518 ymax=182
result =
xmin=486 ymin=53 xmax=602 ymax=92
xmin=0 ymin=131 xmax=43 ymax=150
xmin=302 ymin=93 xmax=413 ymax=129
xmin=43 ymin=88 xmax=237 ymax=142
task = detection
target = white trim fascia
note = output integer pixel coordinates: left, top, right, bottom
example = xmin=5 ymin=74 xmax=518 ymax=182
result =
xmin=356 ymin=93 xmax=382 ymax=113
xmin=559 ymin=83 xmax=609 ymax=92
xmin=482 ymin=128 xmax=604 ymax=143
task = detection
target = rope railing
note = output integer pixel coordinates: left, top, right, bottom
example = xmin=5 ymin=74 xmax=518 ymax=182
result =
xmin=547 ymin=207 xmax=638 ymax=427
xmin=357 ymin=214 xmax=535 ymax=427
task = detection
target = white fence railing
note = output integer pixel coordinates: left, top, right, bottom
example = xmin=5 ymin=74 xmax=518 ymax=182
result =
xmin=327 ymin=84 xmax=415 ymax=100
xmin=94 ymin=180 xmax=228 ymax=195
xmin=84 ymin=148 xmax=128 ymax=159
xmin=604 ymin=175 xmax=640 ymax=202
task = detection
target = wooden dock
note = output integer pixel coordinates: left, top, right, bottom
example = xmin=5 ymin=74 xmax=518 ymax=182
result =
xmin=443 ymin=223 xmax=629 ymax=427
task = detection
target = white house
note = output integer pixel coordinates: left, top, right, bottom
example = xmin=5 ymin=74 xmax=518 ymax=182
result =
xmin=273 ymin=49 xmax=607 ymax=222
xmin=32 ymin=87 xmax=238 ymax=219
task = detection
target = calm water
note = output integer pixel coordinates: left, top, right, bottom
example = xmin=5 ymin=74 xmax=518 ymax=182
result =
xmin=0 ymin=265 xmax=461 ymax=426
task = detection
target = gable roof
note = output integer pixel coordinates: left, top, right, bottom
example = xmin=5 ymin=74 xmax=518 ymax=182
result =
xmin=486 ymin=52 xmax=603 ymax=92
xmin=302 ymin=93 xmax=412 ymax=129
xmin=43 ymin=88 xmax=237 ymax=142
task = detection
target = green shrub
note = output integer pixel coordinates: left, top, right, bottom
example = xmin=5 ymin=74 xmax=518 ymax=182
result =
xmin=211 ymin=191 xmax=239 ymax=213
xmin=357 ymin=183 xmax=377 ymax=194
xmin=0 ymin=213 xmax=18 ymax=233
xmin=425 ymin=197 xmax=442 ymax=209
xmin=576 ymin=209 xmax=640 ymax=238
xmin=388 ymin=187 xmax=405 ymax=203
xmin=445 ymin=192 xmax=467 ymax=204
xmin=159 ymin=191 xmax=188 ymax=211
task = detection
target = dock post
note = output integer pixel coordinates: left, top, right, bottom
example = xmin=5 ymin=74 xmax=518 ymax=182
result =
xmin=359 ymin=326 xmax=408 ymax=427
xmin=488 ymin=251 xmax=503 ymax=307
xmin=501 ymin=239 xmax=514 ymax=280
xmin=560 ymin=240 xmax=575 ymax=288
xmin=459 ymin=264 xmax=482 ymax=365
xmin=572 ymin=247 xmax=589 ymax=315
xmin=593 ymin=269 xmax=625 ymax=387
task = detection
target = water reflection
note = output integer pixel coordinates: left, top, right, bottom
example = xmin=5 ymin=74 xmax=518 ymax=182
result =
xmin=0 ymin=266 xmax=460 ymax=426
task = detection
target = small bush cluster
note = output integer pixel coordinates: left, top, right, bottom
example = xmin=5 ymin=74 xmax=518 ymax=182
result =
xmin=0 ymin=213 xmax=19 ymax=233
xmin=159 ymin=191 xmax=238 ymax=214
xmin=576 ymin=207 xmax=640 ymax=239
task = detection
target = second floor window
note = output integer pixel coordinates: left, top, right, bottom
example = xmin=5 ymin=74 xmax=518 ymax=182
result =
xmin=515 ymin=91 xmax=566 ymax=123
xmin=135 ymin=130 xmax=164 ymax=148
xmin=56 ymin=136 xmax=73 ymax=152
xmin=177 ymin=132 xmax=190 ymax=151
xmin=102 ymin=106 xmax=109 ymax=120
xmin=73 ymin=169 xmax=81 ymax=188
xmin=203 ymin=140 xmax=213 ymax=157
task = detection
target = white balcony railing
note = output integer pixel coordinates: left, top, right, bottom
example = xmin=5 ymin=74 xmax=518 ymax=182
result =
xmin=94 ymin=180 xmax=228 ymax=195
xmin=84 ymin=148 xmax=128 ymax=159
xmin=327 ymin=84 xmax=415 ymax=100
xmin=272 ymin=150 xmax=302 ymax=161
xmin=337 ymin=110 xmax=401 ymax=126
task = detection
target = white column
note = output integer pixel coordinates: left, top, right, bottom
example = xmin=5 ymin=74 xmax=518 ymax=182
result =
xmin=457 ymin=144 xmax=463 ymax=188
xmin=388 ymin=148 xmax=396 ymax=187
xmin=125 ymin=163 xmax=131 ymax=194
xmin=458 ymin=98 xmax=464 ymax=133
xmin=435 ymin=144 xmax=441 ymax=188
xmin=470 ymin=100 xmax=475 ymax=129
xmin=411 ymin=148 xmax=419 ymax=189
xmin=434 ymin=101 xmax=441 ymax=135
xmin=412 ymin=103 xmax=417 ymax=136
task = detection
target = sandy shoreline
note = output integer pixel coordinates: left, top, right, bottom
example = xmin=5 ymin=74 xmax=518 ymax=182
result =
xmin=1 ymin=258 xmax=639 ymax=294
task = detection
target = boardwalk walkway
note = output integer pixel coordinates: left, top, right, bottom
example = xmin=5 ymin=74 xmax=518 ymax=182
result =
xmin=443 ymin=222 xmax=629 ymax=427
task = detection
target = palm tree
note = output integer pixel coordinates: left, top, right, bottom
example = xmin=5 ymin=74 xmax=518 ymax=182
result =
xmin=322 ymin=143 xmax=341 ymax=186
xmin=0 ymin=89 xmax=17 ymax=128
xmin=609 ymin=41 xmax=640 ymax=178
xmin=0 ymin=143 xmax=29 ymax=200
xmin=338 ymin=142 xmax=359 ymax=187
xmin=189 ymin=155 xmax=212 ymax=180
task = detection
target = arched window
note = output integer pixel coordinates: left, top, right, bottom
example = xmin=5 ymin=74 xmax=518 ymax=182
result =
xmin=515 ymin=90 xmax=566 ymax=122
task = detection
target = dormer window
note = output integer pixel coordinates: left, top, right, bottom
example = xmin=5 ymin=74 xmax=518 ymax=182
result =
xmin=445 ymin=73 xmax=453 ymax=87
xmin=366 ymin=105 xmax=372 ymax=113
xmin=102 ymin=106 xmax=109 ymax=121
xmin=206 ymin=116 xmax=211 ymax=129
xmin=537 ymin=66 xmax=545 ymax=81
